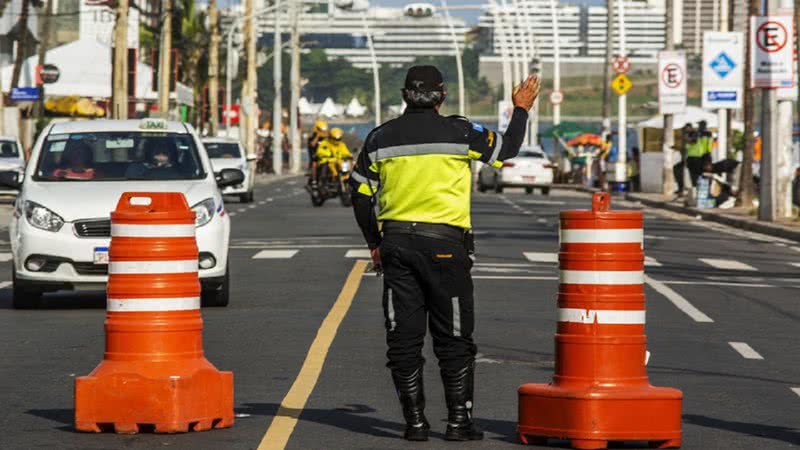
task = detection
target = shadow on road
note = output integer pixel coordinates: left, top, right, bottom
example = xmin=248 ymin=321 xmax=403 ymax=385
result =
xmin=26 ymin=408 xmax=74 ymax=432
xmin=683 ymin=414 xmax=800 ymax=446
xmin=0 ymin=289 xmax=106 ymax=310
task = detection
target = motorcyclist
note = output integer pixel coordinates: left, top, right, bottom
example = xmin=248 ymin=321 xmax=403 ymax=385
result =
xmin=314 ymin=127 xmax=351 ymax=184
xmin=308 ymin=120 xmax=329 ymax=172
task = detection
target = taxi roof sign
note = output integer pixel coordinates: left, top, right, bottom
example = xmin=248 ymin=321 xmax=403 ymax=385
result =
xmin=139 ymin=118 xmax=169 ymax=130
xmin=611 ymin=74 xmax=633 ymax=95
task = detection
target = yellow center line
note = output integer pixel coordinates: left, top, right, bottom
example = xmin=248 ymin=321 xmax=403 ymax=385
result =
xmin=257 ymin=260 xmax=369 ymax=450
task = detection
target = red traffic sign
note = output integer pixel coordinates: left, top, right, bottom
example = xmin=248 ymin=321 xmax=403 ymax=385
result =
xmin=549 ymin=90 xmax=564 ymax=105
xmin=756 ymin=20 xmax=788 ymax=53
xmin=661 ymin=63 xmax=684 ymax=88
xmin=613 ymin=56 xmax=631 ymax=74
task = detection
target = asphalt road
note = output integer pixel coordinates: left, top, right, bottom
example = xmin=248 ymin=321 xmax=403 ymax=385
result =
xmin=0 ymin=177 xmax=798 ymax=449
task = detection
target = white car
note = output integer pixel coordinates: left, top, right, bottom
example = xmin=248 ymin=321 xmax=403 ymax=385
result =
xmin=3 ymin=119 xmax=244 ymax=309
xmin=477 ymin=146 xmax=554 ymax=195
xmin=0 ymin=136 xmax=25 ymax=196
xmin=203 ymin=137 xmax=256 ymax=203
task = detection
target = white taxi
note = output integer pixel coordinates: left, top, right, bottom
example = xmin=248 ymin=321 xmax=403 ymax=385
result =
xmin=477 ymin=146 xmax=554 ymax=195
xmin=3 ymin=119 xmax=244 ymax=309
xmin=202 ymin=137 xmax=256 ymax=203
xmin=0 ymin=136 xmax=26 ymax=196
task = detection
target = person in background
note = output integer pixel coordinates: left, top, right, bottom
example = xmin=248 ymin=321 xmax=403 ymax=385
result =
xmin=674 ymin=124 xmax=693 ymax=195
xmin=53 ymin=140 xmax=96 ymax=180
xmin=685 ymin=121 xmax=712 ymax=187
xmin=628 ymin=146 xmax=641 ymax=192
xmin=308 ymin=120 xmax=329 ymax=171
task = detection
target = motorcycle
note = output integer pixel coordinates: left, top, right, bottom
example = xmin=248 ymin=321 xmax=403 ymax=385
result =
xmin=307 ymin=158 xmax=353 ymax=207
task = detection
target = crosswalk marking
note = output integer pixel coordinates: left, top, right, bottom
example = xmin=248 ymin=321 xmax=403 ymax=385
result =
xmin=0 ymin=281 xmax=11 ymax=289
xmin=645 ymin=256 xmax=662 ymax=267
xmin=729 ymin=342 xmax=764 ymax=360
xmin=0 ymin=253 xmax=11 ymax=262
xmin=524 ymin=252 xmax=558 ymax=263
xmin=700 ymin=258 xmax=758 ymax=271
xmin=252 ymin=250 xmax=299 ymax=259
xmin=345 ymin=249 xmax=371 ymax=258
xmin=791 ymin=387 xmax=800 ymax=398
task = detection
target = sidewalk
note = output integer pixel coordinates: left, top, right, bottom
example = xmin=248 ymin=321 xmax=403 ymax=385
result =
xmin=626 ymin=192 xmax=800 ymax=242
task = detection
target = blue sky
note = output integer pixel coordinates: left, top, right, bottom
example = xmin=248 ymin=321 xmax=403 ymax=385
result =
xmin=213 ymin=0 xmax=604 ymax=25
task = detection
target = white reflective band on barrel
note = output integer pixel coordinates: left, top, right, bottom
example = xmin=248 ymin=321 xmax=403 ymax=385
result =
xmin=111 ymin=223 xmax=196 ymax=238
xmin=107 ymin=297 xmax=200 ymax=312
xmin=558 ymin=308 xmax=646 ymax=324
xmin=560 ymin=270 xmax=644 ymax=285
xmin=109 ymin=260 xmax=198 ymax=274
xmin=560 ymin=229 xmax=643 ymax=245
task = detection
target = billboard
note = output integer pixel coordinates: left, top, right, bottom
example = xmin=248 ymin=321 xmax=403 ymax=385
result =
xmin=702 ymin=32 xmax=744 ymax=109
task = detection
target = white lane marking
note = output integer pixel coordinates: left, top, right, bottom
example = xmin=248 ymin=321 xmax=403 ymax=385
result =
xmin=346 ymin=249 xmax=372 ymax=258
xmin=729 ymin=342 xmax=764 ymax=360
xmin=644 ymin=275 xmax=714 ymax=323
xmin=524 ymin=252 xmax=558 ymax=263
xmin=561 ymin=270 xmax=644 ymax=285
xmin=266 ymin=197 xmax=274 ymax=202
xmin=258 ymin=201 xmax=266 ymax=205
xmin=107 ymin=297 xmax=200 ymax=312
xmin=537 ymin=218 xmax=548 ymax=224
xmin=252 ymin=250 xmax=299 ymax=259
xmin=645 ymin=256 xmax=662 ymax=267
xmin=110 ymin=260 xmax=197 ymax=274
xmin=791 ymin=387 xmax=800 ymax=398
xmin=560 ymin=229 xmax=643 ymax=244
xmin=790 ymin=262 xmax=800 ymax=268
xmin=661 ymin=280 xmax=782 ymax=288
xmin=473 ymin=267 xmax=550 ymax=274
xmin=558 ymin=308 xmax=646 ymax=325
xmin=0 ymin=253 xmax=11 ymax=262
xmin=111 ymin=223 xmax=195 ymax=238
xmin=237 ymin=208 xmax=247 ymax=213
xmin=700 ymin=258 xmax=758 ymax=271
xmin=229 ymin=212 xmax=237 ymax=217
xmin=520 ymin=199 xmax=565 ymax=205
xmin=0 ymin=281 xmax=11 ymax=289
xmin=248 ymin=205 xmax=257 ymax=209
xmin=471 ymin=275 xmax=558 ymax=280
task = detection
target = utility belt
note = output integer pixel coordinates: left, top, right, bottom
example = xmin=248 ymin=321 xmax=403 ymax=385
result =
xmin=382 ymin=221 xmax=475 ymax=255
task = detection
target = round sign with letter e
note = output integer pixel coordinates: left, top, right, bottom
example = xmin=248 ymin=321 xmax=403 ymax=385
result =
xmin=550 ymin=90 xmax=563 ymax=105
xmin=613 ymin=56 xmax=631 ymax=74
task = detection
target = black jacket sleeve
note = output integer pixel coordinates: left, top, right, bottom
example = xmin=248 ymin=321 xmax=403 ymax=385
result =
xmin=349 ymin=133 xmax=381 ymax=249
xmin=465 ymin=106 xmax=529 ymax=167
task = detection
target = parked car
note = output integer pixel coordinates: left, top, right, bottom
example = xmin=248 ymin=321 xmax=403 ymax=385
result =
xmin=477 ymin=146 xmax=554 ymax=194
xmin=203 ymin=137 xmax=256 ymax=203
xmin=0 ymin=136 xmax=25 ymax=196
xmin=3 ymin=118 xmax=244 ymax=309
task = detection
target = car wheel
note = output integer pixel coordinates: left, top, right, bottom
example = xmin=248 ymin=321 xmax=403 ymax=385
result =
xmin=240 ymin=190 xmax=254 ymax=203
xmin=201 ymin=265 xmax=230 ymax=307
xmin=525 ymin=187 xmax=534 ymax=194
xmin=12 ymin=266 xmax=42 ymax=309
xmin=494 ymin=176 xmax=504 ymax=194
xmin=541 ymin=187 xmax=551 ymax=195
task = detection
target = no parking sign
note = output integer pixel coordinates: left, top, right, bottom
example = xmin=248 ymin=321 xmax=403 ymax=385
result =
xmin=751 ymin=16 xmax=795 ymax=88
xmin=658 ymin=50 xmax=687 ymax=114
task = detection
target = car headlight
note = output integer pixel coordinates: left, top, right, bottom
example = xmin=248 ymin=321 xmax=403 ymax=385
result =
xmin=24 ymin=201 xmax=64 ymax=232
xmin=191 ymin=198 xmax=216 ymax=227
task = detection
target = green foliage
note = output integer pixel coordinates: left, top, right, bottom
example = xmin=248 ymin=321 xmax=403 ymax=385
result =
xmin=731 ymin=129 xmax=745 ymax=151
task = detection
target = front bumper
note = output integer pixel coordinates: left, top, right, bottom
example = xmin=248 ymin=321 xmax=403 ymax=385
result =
xmin=10 ymin=213 xmax=229 ymax=291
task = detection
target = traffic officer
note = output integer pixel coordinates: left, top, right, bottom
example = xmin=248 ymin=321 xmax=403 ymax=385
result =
xmin=349 ymin=65 xmax=540 ymax=442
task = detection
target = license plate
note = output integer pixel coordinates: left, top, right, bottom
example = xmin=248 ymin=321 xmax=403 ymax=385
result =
xmin=523 ymin=176 xmax=536 ymax=182
xmin=93 ymin=247 xmax=109 ymax=264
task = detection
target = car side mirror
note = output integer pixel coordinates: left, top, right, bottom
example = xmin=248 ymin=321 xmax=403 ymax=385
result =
xmin=245 ymin=154 xmax=257 ymax=162
xmin=0 ymin=171 xmax=22 ymax=190
xmin=216 ymin=168 xmax=245 ymax=188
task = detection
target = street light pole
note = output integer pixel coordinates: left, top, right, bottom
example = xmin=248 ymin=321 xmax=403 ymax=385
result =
xmin=111 ymin=0 xmax=129 ymax=120
xmin=490 ymin=0 xmax=512 ymax=102
xmin=158 ymin=0 xmax=172 ymax=118
xmin=289 ymin=0 xmax=302 ymax=174
xmin=362 ymin=14 xmax=381 ymax=126
xmin=273 ymin=0 xmax=284 ymax=175
xmin=615 ymin=0 xmax=627 ymax=186
xmin=549 ymin=0 xmax=561 ymax=125
xmin=662 ymin=0 xmax=676 ymax=195
xmin=225 ymin=22 xmax=236 ymax=136
xmin=208 ymin=0 xmax=220 ymax=136
xmin=440 ymin=0 xmax=465 ymax=116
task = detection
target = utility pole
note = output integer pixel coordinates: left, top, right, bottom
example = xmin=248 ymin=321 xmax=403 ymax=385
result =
xmin=550 ymin=0 xmax=561 ymax=125
xmin=208 ymin=0 xmax=220 ymax=136
xmin=158 ymin=0 xmax=172 ymax=118
xmin=615 ymin=0 xmax=627 ymax=186
xmin=776 ymin=0 xmax=795 ymax=217
xmin=111 ymin=0 xmax=129 ymax=120
xmin=716 ymin=0 xmax=730 ymax=163
xmin=242 ymin=0 xmax=258 ymax=157
xmin=602 ymin=0 xmax=615 ymax=137
xmin=740 ymin=0 xmax=758 ymax=208
xmin=759 ymin=0 xmax=779 ymax=221
xmin=34 ymin=0 xmax=53 ymax=120
xmin=662 ymin=0 xmax=676 ymax=195
xmin=289 ymin=0 xmax=302 ymax=173
xmin=273 ymin=0 xmax=284 ymax=175
xmin=11 ymin=0 xmax=31 ymax=89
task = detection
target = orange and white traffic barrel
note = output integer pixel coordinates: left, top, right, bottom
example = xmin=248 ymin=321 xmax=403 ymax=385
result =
xmin=517 ymin=193 xmax=682 ymax=450
xmin=75 ymin=192 xmax=233 ymax=434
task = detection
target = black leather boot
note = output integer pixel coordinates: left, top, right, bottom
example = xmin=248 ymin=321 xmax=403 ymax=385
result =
xmin=391 ymin=366 xmax=430 ymax=441
xmin=441 ymin=363 xmax=484 ymax=441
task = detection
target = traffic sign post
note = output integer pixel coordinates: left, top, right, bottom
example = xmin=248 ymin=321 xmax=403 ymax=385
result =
xmin=612 ymin=56 xmax=631 ymax=74
xmin=702 ymin=32 xmax=744 ymax=109
xmin=658 ymin=51 xmax=687 ymax=114
xmin=549 ymin=90 xmax=563 ymax=105
xmin=611 ymin=74 xmax=632 ymax=95
xmin=10 ymin=87 xmax=41 ymax=102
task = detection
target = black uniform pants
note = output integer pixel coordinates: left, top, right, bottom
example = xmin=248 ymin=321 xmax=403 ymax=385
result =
xmin=380 ymin=232 xmax=477 ymax=373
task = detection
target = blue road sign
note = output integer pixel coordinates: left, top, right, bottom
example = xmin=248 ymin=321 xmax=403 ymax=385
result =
xmin=10 ymin=87 xmax=40 ymax=102
xmin=710 ymin=52 xmax=736 ymax=79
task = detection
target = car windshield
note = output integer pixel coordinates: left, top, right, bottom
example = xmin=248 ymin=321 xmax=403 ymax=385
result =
xmin=34 ymin=132 xmax=206 ymax=181
xmin=0 ymin=140 xmax=19 ymax=157
xmin=205 ymin=142 xmax=241 ymax=159
xmin=518 ymin=150 xmax=545 ymax=159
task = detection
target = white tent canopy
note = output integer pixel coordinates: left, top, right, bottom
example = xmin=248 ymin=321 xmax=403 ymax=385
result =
xmin=638 ymin=106 xmax=743 ymax=131
xmin=318 ymin=97 xmax=343 ymax=118
xmin=1 ymin=39 xmax=193 ymax=106
xmin=298 ymin=97 xmax=317 ymax=115
xmin=345 ymin=97 xmax=367 ymax=117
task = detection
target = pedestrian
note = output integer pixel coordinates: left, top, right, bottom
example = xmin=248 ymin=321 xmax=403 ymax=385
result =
xmin=685 ymin=121 xmax=712 ymax=187
xmin=628 ymin=146 xmax=641 ymax=192
xmin=349 ymin=65 xmax=540 ymax=442
xmin=673 ymin=124 xmax=693 ymax=195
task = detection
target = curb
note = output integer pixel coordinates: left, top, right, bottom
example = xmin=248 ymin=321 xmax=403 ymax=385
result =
xmin=626 ymin=192 xmax=800 ymax=243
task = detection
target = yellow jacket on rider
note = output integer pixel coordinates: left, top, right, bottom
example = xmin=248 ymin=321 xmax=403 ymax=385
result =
xmin=316 ymin=139 xmax=352 ymax=164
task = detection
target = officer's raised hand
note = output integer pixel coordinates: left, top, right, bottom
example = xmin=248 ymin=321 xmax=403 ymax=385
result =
xmin=512 ymin=75 xmax=541 ymax=111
